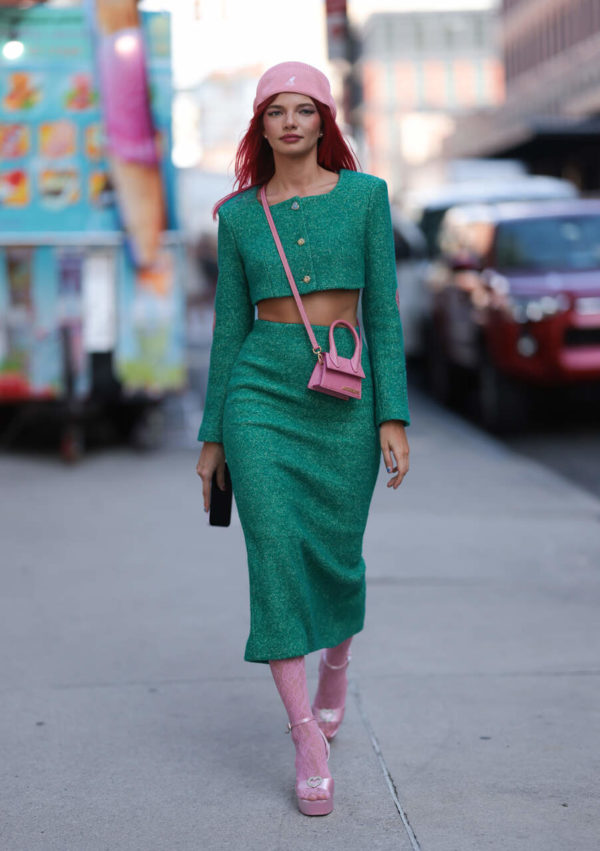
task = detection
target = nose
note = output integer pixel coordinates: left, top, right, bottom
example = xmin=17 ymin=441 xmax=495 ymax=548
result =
xmin=283 ymin=111 xmax=297 ymax=129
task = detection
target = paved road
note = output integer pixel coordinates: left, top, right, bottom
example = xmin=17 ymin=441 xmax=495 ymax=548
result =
xmin=410 ymin=361 xmax=600 ymax=501
xmin=503 ymin=417 xmax=600 ymax=500
xmin=1 ymin=387 xmax=599 ymax=850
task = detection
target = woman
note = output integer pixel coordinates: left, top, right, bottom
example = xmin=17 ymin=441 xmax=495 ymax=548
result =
xmin=196 ymin=61 xmax=410 ymax=816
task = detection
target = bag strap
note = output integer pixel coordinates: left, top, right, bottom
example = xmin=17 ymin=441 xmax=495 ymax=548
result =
xmin=259 ymin=185 xmax=321 ymax=354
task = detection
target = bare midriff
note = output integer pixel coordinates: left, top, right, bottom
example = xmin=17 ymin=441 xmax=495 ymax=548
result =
xmin=257 ymin=289 xmax=359 ymax=326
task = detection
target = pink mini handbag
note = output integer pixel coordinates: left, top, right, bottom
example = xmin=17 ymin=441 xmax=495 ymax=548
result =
xmin=260 ymin=185 xmax=365 ymax=401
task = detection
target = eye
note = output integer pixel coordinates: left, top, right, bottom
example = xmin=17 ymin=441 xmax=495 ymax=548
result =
xmin=300 ymin=109 xmax=315 ymax=115
xmin=267 ymin=109 xmax=281 ymax=116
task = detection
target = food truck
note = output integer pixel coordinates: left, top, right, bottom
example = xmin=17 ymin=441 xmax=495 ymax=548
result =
xmin=0 ymin=5 xmax=185 ymax=459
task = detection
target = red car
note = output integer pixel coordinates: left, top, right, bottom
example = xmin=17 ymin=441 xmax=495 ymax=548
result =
xmin=424 ymin=199 xmax=600 ymax=431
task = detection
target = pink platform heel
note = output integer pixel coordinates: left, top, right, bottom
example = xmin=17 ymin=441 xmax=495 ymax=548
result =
xmin=312 ymin=651 xmax=351 ymax=740
xmin=286 ymin=716 xmax=334 ymax=816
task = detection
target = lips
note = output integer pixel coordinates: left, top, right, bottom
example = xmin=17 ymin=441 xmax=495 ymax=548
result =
xmin=281 ymin=135 xmax=302 ymax=142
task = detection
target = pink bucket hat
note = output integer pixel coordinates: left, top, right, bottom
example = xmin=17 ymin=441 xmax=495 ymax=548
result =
xmin=253 ymin=61 xmax=337 ymax=119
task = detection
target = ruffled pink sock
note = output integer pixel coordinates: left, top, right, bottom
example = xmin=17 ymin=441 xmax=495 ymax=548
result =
xmin=269 ymin=656 xmax=331 ymax=802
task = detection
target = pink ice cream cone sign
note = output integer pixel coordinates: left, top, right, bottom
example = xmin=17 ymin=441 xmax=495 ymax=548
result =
xmin=97 ymin=27 xmax=159 ymax=164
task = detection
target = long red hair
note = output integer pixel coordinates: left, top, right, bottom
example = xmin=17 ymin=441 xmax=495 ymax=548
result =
xmin=212 ymin=96 xmax=359 ymax=218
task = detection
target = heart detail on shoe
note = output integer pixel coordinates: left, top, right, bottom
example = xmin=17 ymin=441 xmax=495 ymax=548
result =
xmin=306 ymin=776 xmax=323 ymax=788
xmin=317 ymin=709 xmax=337 ymax=722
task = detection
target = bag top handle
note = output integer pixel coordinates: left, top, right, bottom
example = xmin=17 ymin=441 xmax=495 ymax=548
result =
xmin=328 ymin=319 xmax=362 ymax=372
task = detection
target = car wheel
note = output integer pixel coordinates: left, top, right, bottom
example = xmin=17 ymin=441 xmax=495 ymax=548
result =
xmin=130 ymin=404 xmax=166 ymax=451
xmin=60 ymin=422 xmax=84 ymax=463
xmin=424 ymin=321 xmax=453 ymax=405
xmin=424 ymin=321 xmax=471 ymax=408
xmin=477 ymin=351 xmax=529 ymax=434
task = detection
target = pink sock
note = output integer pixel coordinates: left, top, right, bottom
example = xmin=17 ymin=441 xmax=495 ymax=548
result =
xmin=313 ymin=636 xmax=352 ymax=711
xmin=269 ymin=656 xmax=331 ymax=801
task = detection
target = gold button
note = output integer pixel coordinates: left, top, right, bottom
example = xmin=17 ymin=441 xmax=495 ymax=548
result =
xmin=303 ymin=275 xmax=311 ymax=283
xmin=297 ymin=238 xmax=305 ymax=246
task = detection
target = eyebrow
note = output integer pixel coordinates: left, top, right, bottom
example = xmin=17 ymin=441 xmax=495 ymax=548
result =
xmin=267 ymin=102 xmax=315 ymax=109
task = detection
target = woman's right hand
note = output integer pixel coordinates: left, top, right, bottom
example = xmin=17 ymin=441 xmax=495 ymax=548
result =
xmin=196 ymin=442 xmax=226 ymax=513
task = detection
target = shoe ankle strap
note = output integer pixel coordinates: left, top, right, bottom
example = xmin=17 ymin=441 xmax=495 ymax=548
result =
xmin=286 ymin=716 xmax=316 ymax=734
xmin=321 ymin=652 xmax=352 ymax=671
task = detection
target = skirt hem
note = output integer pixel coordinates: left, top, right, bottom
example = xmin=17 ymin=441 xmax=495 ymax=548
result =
xmin=243 ymin=622 xmax=364 ymax=664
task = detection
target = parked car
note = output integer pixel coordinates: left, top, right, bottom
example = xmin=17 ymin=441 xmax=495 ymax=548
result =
xmin=424 ymin=199 xmax=600 ymax=431
xmin=391 ymin=208 xmax=428 ymax=358
xmin=396 ymin=175 xmax=578 ymax=358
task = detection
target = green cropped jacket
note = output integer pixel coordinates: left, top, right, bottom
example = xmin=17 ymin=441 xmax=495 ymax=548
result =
xmin=198 ymin=168 xmax=410 ymax=443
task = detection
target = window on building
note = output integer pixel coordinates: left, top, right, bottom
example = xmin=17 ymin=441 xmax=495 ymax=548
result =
xmin=384 ymin=19 xmax=395 ymax=58
xmin=559 ymin=8 xmax=566 ymax=51
xmin=474 ymin=57 xmax=485 ymax=103
xmin=473 ymin=13 xmax=485 ymax=47
xmin=413 ymin=18 xmax=424 ymax=51
xmin=414 ymin=59 xmax=425 ymax=109
xmin=445 ymin=59 xmax=455 ymax=108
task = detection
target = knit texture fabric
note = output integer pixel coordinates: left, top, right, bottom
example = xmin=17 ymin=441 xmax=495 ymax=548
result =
xmin=222 ymin=320 xmax=380 ymax=663
xmin=253 ymin=61 xmax=337 ymax=118
xmin=198 ymin=169 xmax=410 ymax=443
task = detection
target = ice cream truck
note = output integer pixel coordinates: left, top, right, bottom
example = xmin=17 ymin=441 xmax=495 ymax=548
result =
xmin=0 ymin=4 xmax=185 ymax=460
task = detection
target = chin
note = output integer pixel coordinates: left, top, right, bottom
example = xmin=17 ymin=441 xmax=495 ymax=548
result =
xmin=275 ymin=142 xmax=318 ymax=157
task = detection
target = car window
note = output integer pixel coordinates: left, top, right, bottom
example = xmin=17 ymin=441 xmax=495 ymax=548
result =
xmin=419 ymin=208 xmax=449 ymax=257
xmin=496 ymin=216 xmax=600 ymax=271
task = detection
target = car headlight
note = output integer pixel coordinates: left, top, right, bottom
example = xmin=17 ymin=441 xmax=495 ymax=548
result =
xmin=507 ymin=294 xmax=570 ymax=323
xmin=575 ymin=296 xmax=600 ymax=315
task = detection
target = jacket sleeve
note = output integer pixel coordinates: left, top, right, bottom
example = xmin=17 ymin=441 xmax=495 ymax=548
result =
xmin=197 ymin=209 xmax=254 ymax=443
xmin=361 ymin=178 xmax=410 ymax=427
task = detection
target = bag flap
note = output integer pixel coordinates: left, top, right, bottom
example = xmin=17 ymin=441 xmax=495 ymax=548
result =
xmin=323 ymin=352 xmax=365 ymax=378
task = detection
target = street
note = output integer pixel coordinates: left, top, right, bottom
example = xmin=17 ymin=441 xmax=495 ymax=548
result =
xmin=503 ymin=418 xmax=600 ymax=500
xmin=1 ymin=384 xmax=599 ymax=850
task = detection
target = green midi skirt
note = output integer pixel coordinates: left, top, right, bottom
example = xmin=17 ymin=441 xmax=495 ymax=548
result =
xmin=222 ymin=319 xmax=380 ymax=663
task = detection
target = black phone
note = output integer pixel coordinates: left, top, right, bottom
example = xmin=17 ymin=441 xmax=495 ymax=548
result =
xmin=209 ymin=463 xmax=232 ymax=527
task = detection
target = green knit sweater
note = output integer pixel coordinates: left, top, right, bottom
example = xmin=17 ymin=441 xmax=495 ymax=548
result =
xmin=198 ymin=168 xmax=410 ymax=443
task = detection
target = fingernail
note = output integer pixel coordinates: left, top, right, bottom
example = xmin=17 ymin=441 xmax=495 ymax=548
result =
xmin=386 ymin=466 xmax=391 ymax=472
xmin=204 ymin=507 xmax=208 ymax=513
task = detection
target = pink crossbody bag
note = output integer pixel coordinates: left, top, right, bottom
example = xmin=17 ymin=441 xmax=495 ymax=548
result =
xmin=260 ymin=185 xmax=365 ymax=401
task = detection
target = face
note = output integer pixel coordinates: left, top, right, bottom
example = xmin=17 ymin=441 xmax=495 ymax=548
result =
xmin=262 ymin=92 xmax=322 ymax=157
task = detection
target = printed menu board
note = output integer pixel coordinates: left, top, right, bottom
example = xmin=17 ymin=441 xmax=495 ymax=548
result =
xmin=0 ymin=7 xmax=174 ymax=232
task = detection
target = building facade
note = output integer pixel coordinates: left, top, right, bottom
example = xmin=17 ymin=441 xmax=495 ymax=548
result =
xmin=361 ymin=8 xmax=504 ymax=194
xmin=447 ymin=0 xmax=600 ymax=190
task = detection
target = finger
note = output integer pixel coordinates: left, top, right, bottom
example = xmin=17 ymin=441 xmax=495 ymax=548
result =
xmin=394 ymin=470 xmax=406 ymax=488
xmin=390 ymin=445 xmax=409 ymax=473
xmin=216 ymin=460 xmax=226 ymax=491
xmin=202 ymin=475 xmax=211 ymax=513
xmin=381 ymin=445 xmax=397 ymax=473
xmin=389 ymin=461 xmax=409 ymax=489
xmin=387 ymin=470 xmax=403 ymax=488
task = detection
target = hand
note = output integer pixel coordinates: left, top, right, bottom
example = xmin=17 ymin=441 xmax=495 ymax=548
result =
xmin=380 ymin=420 xmax=409 ymax=489
xmin=196 ymin=441 xmax=226 ymax=512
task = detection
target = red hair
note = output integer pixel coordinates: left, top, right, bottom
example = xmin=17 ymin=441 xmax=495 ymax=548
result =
xmin=212 ymin=97 xmax=359 ymax=218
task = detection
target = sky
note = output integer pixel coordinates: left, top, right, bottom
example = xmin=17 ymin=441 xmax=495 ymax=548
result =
xmin=138 ymin=0 xmax=499 ymax=89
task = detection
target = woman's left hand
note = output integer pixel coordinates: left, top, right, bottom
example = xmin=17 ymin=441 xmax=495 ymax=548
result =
xmin=380 ymin=420 xmax=409 ymax=489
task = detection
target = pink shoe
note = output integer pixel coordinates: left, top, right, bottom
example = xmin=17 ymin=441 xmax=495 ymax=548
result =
xmin=286 ymin=716 xmax=334 ymax=816
xmin=312 ymin=651 xmax=351 ymax=741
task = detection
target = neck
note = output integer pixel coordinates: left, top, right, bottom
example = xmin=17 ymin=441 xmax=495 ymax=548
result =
xmin=270 ymin=153 xmax=326 ymax=195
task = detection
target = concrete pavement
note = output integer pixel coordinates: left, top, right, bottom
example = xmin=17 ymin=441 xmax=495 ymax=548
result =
xmin=1 ymin=387 xmax=599 ymax=850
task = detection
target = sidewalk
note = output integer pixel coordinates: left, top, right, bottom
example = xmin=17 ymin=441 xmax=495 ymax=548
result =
xmin=1 ymin=387 xmax=598 ymax=850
